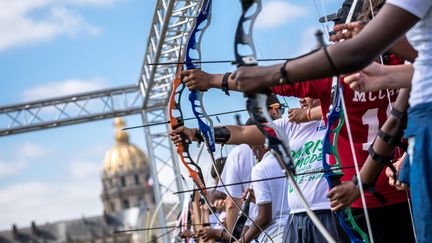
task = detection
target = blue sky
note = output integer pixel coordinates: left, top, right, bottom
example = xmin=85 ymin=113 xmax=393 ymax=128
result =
xmin=0 ymin=0 xmax=340 ymax=230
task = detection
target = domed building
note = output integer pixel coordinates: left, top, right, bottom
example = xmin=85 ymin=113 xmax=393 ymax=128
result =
xmin=0 ymin=117 xmax=156 ymax=243
xmin=101 ymin=118 xmax=155 ymax=213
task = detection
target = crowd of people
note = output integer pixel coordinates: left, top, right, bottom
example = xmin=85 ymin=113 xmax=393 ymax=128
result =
xmin=170 ymin=0 xmax=431 ymax=242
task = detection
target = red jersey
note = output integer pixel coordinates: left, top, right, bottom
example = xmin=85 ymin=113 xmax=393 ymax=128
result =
xmin=272 ymin=78 xmax=407 ymax=208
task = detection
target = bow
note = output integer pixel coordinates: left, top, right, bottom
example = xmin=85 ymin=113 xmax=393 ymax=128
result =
xmin=168 ymin=53 xmax=212 ymax=242
xmin=317 ymin=0 xmax=374 ymax=242
xmin=167 ymin=2 xmax=211 ymax=241
xmin=321 ymin=74 xmax=369 ymax=243
xmin=169 ymin=1 xmax=237 ymax=242
xmin=234 ymin=1 xmax=336 ymax=242
xmin=183 ymin=1 xmax=274 ymax=241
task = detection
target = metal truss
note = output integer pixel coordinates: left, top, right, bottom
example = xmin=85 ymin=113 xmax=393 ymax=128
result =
xmin=0 ymin=1 xmax=202 ymax=242
xmin=138 ymin=0 xmax=202 ymax=242
xmin=0 ymin=85 xmax=142 ymax=136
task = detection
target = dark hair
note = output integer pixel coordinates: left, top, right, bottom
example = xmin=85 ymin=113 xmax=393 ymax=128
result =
xmin=211 ymin=157 xmax=226 ymax=179
xmin=266 ymin=94 xmax=280 ymax=107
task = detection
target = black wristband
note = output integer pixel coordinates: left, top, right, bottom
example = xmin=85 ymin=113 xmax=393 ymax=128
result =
xmin=214 ymin=126 xmax=231 ymax=143
xmin=390 ymin=107 xmax=406 ymax=121
xmin=352 ymin=175 xmax=387 ymax=204
xmin=221 ymin=72 xmax=231 ymax=96
xmin=194 ymin=130 xmax=204 ymax=142
xmin=278 ymin=60 xmax=293 ymax=85
xmin=322 ymin=46 xmax=340 ymax=76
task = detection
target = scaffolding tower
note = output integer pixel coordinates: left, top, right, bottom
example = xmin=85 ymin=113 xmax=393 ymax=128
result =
xmin=0 ymin=1 xmax=203 ymax=242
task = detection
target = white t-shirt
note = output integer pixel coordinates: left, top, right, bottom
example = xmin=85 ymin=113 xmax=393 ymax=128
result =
xmin=216 ymin=144 xmax=258 ymax=225
xmin=388 ymin=0 xmax=432 ymax=107
xmin=252 ymin=151 xmax=290 ymax=243
xmin=272 ymin=118 xmax=330 ymax=213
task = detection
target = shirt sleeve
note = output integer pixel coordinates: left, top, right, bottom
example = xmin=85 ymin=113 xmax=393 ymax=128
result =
xmin=387 ymin=0 xmax=432 ymax=19
xmin=272 ymin=118 xmax=292 ymax=140
xmin=217 ymin=147 xmax=245 ymax=198
xmin=251 ymin=164 xmax=272 ymax=205
xmin=271 ymin=78 xmax=332 ymax=100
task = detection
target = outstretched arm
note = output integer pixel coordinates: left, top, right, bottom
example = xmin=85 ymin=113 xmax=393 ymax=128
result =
xmin=233 ymin=4 xmax=419 ymax=94
xmin=169 ymin=124 xmax=265 ymax=146
xmin=181 ymin=69 xmax=241 ymax=92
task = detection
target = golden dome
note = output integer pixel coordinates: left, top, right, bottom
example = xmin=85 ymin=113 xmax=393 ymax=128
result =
xmin=103 ymin=118 xmax=148 ymax=174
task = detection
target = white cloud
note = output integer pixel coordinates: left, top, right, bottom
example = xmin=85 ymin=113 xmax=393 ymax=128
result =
xmin=0 ymin=0 xmax=121 ymax=51
xmin=20 ymin=142 xmax=48 ymax=158
xmin=22 ymin=77 xmax=108 ymax=101
xmin=0 ymin=142 xmax=49 ymax=178
xmin=65 ymin=0 xmax=121 ymax=6
xmin=297 ymin=26 xmax=321 ymax=55
xmin=0 ymin=160 xmax=26 ymax=178
xmin=69 ymin=160 xmax=101 ymax=179
xmin=0 ymin=180 xmax=102 ymax=230
xmin=256 ymin=1 xmax=308 ymax=29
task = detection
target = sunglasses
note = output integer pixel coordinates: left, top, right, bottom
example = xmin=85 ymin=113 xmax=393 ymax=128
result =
xmin=268 ymin=103 xmax=286 ymax=114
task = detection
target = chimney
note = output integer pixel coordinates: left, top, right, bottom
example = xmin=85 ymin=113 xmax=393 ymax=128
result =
xmin=31 ymin=221 xmax=38 ymax=235
xmin=12 ymin=224 xmax=19 ymax=239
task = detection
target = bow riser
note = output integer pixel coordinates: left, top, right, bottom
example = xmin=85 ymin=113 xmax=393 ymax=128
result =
xmin=168 ymin=64 xmax=208 ymax=194
xmin=322 ymin=78 xmax=369 ymax=243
